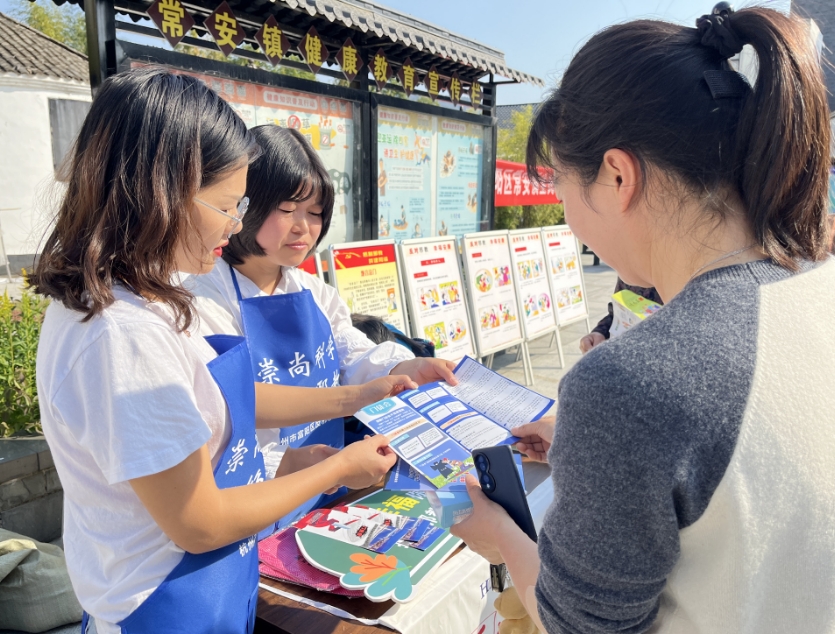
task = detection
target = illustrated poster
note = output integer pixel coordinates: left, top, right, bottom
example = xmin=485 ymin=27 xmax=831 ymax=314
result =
xmin=435 ymin=118 xmax=484 ymax=237
xmin=134 ymin=64 xmax=356 ymax=248
xmin=400 ymin=238 xmax=475 ymax=361
xmin=509 ymin=230 xmax=558 ymax=339
xmin=461 ymin=232 xmax=523 ymax=355
xmin=541 ymin=226 xmax=588 ymax=324
xmin=329 ymin=242 xmax=408 ymax=333
xmin=377 ymin=108 xmax=433 ymax=241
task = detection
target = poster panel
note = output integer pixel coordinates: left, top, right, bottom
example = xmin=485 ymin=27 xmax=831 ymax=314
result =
xmin=508 ymin=229 xmax=558 ymax=339
xmin=376 ymin=107 xmax=434 ymax=241
xmin=435 ymin=118 xmax=484 ymax=237
xmin=327 ymin=241 xmax=409 ymax=334
xmin=132 ymin=63 xmax=356 ymax=249
xmin=460 ymin=231 xmax=523 ymax=356
xmin=399 ymin=237 xmax=476 ymax=361
xmin=541 ymin=226 xmax=589 ymax=325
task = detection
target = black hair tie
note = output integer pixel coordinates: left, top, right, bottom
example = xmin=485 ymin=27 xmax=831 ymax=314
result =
xmin=696 ymin=3 xmax=744 ymax=59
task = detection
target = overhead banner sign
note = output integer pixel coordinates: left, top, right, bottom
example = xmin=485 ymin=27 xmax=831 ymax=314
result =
xmin=399 ymin=237 xmax=475 ymax=361
xmin=541 ymin=226 xmax=589 ymax=326
xmin=327 ymin=241 xmax=410 ymax=335
xmin=494 ymin=160 xmax=559 ymax=207
xmin=508 ymin=229 xmax=558 ymax=340
xmin=461 ymin=231 xmax=523 ymax=356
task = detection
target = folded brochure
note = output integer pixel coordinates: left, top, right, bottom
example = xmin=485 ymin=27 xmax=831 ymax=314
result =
xmin=385 ymin=453 xmax=526 ymax=492
xmin=356 ymin=356 xmax=554 ymax=489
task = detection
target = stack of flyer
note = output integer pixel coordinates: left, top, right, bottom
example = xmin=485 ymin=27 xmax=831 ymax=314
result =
xmin=609 ymin=289 xmax=662 ymax=339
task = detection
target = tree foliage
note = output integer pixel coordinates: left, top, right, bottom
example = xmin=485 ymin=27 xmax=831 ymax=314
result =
xmin=495 ymin=103 xmax=564 ymax=230
xmin=11 ymin=0 xmax=87 ymax=54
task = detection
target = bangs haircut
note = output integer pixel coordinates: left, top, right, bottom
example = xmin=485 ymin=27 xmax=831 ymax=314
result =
xmin=223 ymin=125 xmax=335 ymax=266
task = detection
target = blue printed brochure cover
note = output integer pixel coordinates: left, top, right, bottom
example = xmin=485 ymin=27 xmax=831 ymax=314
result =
xmin=356 ymin=356 xmax=554 ymax=489
xmin=385 ymin=454 xmax=526 ymax=492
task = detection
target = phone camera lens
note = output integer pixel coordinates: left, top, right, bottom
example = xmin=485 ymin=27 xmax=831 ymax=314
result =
xmin=475 ymin=454 xmax=489 ymax=472
xmin=480 ymin=472 xmax=495 ymax=492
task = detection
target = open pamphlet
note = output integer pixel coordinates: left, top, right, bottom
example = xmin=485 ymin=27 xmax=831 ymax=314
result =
xmin=385 ymin=453 xmax=526 ymax=492
xmin=356 ymin=356 xmax=554 ymax=488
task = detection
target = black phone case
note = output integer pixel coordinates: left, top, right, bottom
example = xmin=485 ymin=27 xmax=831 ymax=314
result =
xmin=472 ymin=446 xmax=538 ymax=542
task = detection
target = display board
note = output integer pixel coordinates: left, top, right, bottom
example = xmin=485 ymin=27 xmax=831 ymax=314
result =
xmin=399 ymin=237 xmax=476 ymax=361
xmin=135 ymin=63 xmax=356 ymax=249
xmin=374 ymin=106 xmax=487 ymax=240
xmin=508 ymin=229 xmax=558 ymax=340
xmin=327 ymin=241 xmax=410 ymax=334
xmin=460 ymin=231 xmax=524 ymax=357
xmin=541 ymin=226 xmax=589 ymax=326
xmin=435 ymin=118 xmax=484 ymax=237
xmin=376 ymin=107 xmax=434 ymax=241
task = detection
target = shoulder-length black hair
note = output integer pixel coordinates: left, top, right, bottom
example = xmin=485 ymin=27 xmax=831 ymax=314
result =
xmin=527 ymin=7 xmax=831 ymax=270
xmin=222 ymin=125 xmax=335 ymax=266
xmin=31 ymin=66 xmax=259 ymax=330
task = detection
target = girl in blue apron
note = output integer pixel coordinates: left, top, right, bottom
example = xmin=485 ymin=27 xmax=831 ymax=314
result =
xmin=31 ymin=68 xmax=404 ymax=634
xmin=188 ymin=125 xmax=458 ymax=529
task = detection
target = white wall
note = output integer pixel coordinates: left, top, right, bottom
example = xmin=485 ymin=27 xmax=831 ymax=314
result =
xmin=0 ymin=74 xmax=90 ymax=268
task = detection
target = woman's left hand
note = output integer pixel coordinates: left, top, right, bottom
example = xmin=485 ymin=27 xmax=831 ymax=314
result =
xmin=449 ymin=474 xmax=523 ymax=565
xmin=390 ymin=358 xmax=458 ymax=386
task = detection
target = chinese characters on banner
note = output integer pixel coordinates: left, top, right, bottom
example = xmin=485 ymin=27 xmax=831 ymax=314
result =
xmin=399 ymin=239 xmax=476 ymax=361
xmin=377 ymin=107 xmax=433 ymax=241
xmin=131 ymin=63 xmax=356 ymax=247
xmin=461 ymin=233 xmax=524 ymax=355
xmin=494 ymin=159 xmax=560 ymax=207
xmin=328 ymin=243 xmax=409 ymax=333
xmin=508 ymin=230 xmax=558 ymax=339
xmin=336 ymin=38 xmax=363 ymax=82
xmin=300 ymin=26 xmax=329 ymax=74
xmin=147 ymin=0 xmax=195 ymax=48
xmin=435 ymin=118 xmax=483 ymax=237
xmin=372 ymin=49 xmax=391 ymax=91
xmin=541 ymin=226 xmax=589 ymax=325
xmin=204 ymin=1 xmax=245 ymax=57
xmin=255 ymin=16 xmax=290 ymax=66
xmin=398 ymin=58 xmax=417 ymax=97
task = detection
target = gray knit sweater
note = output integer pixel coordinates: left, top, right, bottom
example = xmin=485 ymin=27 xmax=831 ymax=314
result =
xmin=536 ymin=258 xmax=835 ymax=633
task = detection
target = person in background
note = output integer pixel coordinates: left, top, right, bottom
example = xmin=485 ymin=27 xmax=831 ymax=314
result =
xmin=451 ymin=6 xmax=835 ymax=634
xmin=186 ymin=126 xmax=455 ymax=525
xmin=30 ymin=67 xmax=405 ymax=634
xmin=580 ymin=278 xmax=663 ymax=353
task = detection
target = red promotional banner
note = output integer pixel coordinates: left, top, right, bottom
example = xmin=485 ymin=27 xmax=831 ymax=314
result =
xmin=494 ymin=159 xmax=560 ymax=207
xmin=332 ymin=244 xmax=397 ymax=269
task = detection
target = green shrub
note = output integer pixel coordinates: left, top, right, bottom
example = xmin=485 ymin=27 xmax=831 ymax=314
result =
xmin=0 ymin=288 xmax=49 ymax=437
xmin=495 ymin=203 xmax=565 ymax=230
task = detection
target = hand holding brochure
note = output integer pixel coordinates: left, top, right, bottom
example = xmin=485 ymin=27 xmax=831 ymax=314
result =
xmin=355 ymin=356 xmax=554 ymax=489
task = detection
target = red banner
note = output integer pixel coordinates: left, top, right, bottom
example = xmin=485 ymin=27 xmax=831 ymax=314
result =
xmin=332 ymin=244 xmax=397 ymax=269
xmin=495 ymin=159 xmax=560 ymax=207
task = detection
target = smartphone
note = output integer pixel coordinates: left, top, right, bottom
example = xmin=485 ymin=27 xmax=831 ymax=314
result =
xmin=472 ymin=445 xmax=537 ymax=542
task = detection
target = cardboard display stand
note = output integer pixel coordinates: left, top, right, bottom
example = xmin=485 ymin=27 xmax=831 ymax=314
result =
xmin=541 ymin=226 xmax=591 ymax=335
xmin=398 ymin=237 xmax=476 ymax=362
xmin=460 ymin=230 xmax=531 ymax=384
xmin=508 ymin=229 xmax=564 ymax=380
xmin=297 ymin=252 xmax=324 ymax=279
xmin=327 ymin=240 xmax=411 ymax=335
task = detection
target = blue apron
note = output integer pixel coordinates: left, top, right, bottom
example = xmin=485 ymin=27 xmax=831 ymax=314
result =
xmin=82 ymin=334 xmax=266 ymax=634
xmin=230 ymin=265 xmax=345 ymax=531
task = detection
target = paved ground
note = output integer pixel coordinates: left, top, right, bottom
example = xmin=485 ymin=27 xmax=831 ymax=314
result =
xmin=491 ymin=254 xmax=617 ymax=411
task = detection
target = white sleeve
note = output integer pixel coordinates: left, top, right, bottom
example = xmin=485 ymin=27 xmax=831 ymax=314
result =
xmin=52 ymin=323 xmax=214 ymax=484
xmin=303 ymin=273 xmax=415 ymax=385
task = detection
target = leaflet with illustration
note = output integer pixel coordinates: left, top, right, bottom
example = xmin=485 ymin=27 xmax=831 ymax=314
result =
xmin=356 ymin=356 xmax=554 ymax=488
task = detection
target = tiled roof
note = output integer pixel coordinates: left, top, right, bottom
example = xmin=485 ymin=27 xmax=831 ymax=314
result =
xmin=0 ymin=11 xmax=88 ymax=83
xmin=278 ymin=0 xmax=543 ymax=85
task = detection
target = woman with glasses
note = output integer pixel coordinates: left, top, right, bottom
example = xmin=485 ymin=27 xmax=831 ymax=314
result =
xmin=31 ymin=67 xmax=413 ymax=634
xmin=186 ymin=125 xmax=458 ymax=530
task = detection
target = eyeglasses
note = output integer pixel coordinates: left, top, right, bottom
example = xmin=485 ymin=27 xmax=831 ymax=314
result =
xmin=194 ymin=196 xmax=250 ymax=230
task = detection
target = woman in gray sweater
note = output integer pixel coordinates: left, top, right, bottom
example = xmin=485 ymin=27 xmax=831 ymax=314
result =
xmin=451 ymin=5 xmax=835 ymax=633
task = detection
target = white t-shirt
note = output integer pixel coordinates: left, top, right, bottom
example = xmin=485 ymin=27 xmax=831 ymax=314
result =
xmin=185 ymin=262 xmax=414 ymax=476
xmin=37 ymin=288 xmax=231 ymax=633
